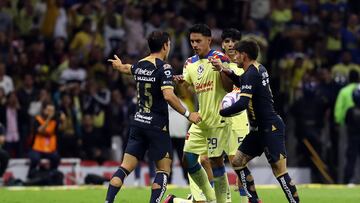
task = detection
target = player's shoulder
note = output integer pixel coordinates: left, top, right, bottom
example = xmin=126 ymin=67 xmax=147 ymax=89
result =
xmin=184 ymin=55 xmax=200 ymax=68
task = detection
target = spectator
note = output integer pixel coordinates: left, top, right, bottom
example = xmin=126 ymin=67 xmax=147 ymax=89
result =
xmin=28 ymin=103 xmax=65 ymax=178
xmin=331 ymin=51 xmax=360 ymax=83
xmin=58 ymin=93 xmax=81 ymax=157
xmin=59 ymin=54 xmax=87 ymax=85
xmin=1 ymin=92 xmax=22 ymax=157
xmin=0 ymin=63 xmax=14 ymax=95
xmin=334 ymin=70 xmax=359 ymax=126
xmin=17 ymin=74 xmax=38 ymax=148
xmin=0 ymin=122 xmax=9 ymax=186
xmin=80 ymin=114 xmax=108 ymax=164
xmin=343 ymin=84 xmax=360 ymax=184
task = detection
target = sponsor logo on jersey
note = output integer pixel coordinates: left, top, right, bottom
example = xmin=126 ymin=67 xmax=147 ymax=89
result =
xmin=241 ymin=85 xmax=252 ymax=90
xmin=194 ymin=81 xmax=214 ymax=93
xmin=163 ymin=64 xmax=172 ymax=69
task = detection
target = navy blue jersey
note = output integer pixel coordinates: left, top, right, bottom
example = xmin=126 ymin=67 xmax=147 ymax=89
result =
xmin=239 ymin=63 xmax=278 ymax=129
xmin=130 ymin=56 xmax=174 ymax=130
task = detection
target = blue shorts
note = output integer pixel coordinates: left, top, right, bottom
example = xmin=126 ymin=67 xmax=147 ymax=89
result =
xmin=239 ymin=116 xmax=287 ymax=163
xmin=125 ymin=126 xmax=173 ymax=161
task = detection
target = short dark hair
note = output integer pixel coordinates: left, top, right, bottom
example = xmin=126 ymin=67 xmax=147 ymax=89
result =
xmin=234 ymin=40 xmax=259 ymax=60
xmin=189 ymin=24 xmax=211 ymax=37
xmin=147 ymin=31 xmax=170 ymax=53
xmin=221 ymin=28 xmax=241 ymax=41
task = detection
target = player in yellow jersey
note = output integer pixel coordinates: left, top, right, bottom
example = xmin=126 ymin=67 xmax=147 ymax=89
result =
xmin=165 ymin=24 xmax=234 ymax=203
xmin=165 ymin=28 xmax=250 ymax=203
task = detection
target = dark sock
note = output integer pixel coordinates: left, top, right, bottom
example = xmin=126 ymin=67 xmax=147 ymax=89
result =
xmin=235 ymin=167 xmax=259 ymax=203
xmin=105 ymin=167 xmax=130 ymax=203
xmin=277 ymin=173 xmax=300 ymax=203
xmin=150 ymin=171 xmax=169 ymax=203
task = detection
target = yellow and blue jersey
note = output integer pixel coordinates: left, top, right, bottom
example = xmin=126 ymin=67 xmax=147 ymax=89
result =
xmin=228 ymin=62 xmax=249 ymax=131
xmin=183 ymin=50 xmax=230 ymax=129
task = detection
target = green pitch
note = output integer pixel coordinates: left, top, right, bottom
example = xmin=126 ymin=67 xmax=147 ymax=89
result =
xmin=0 ymin=185 xmax=359 ymax=203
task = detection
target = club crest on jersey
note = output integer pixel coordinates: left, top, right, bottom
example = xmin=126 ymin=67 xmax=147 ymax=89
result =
xmin=197 ymin=64 xmax=204 ymax=79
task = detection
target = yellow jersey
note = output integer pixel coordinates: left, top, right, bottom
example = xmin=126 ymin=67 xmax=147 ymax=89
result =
xmin=183 ymin=50 xmax=230 ymax=129
xmin=228 ymin=62 xmax=249 ymax=131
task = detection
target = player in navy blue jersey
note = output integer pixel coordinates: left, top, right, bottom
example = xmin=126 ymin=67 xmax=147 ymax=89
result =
xmin=212 ymin=40 xmax=300 ymax=203
xmin=105 ymin=31 xmax=202 ymax=203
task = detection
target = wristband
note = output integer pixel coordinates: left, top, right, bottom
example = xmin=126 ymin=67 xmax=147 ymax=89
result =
xmin=183 ymin=110 xmax=190 ymax=118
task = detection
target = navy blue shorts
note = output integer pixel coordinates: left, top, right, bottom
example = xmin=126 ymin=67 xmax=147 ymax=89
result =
xmin=125 ymin=126 xmax=173 ymax=161
xmin=239 ymin=116 xmax=287 ymax=163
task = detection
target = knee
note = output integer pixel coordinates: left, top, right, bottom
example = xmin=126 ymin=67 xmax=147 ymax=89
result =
xmin=110 ymin=177 xmax=123 ymax=187
xmin=200 ymin=155 xmax=210 ymax=167
xmin=209 ymin=156 xmax=224 ymax=168
xmin=183 ymin=152 xmax=199 ymax=169
xmin=231 ymin=156 xmax=246 ymax=168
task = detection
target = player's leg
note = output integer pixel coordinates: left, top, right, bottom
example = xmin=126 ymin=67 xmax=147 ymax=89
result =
xmin=147 ymin=128 xmax=173 ymax=203
xmin=183 ymin=126 xmax=216 ymax=202
xmin=231 ymin=131 xmax=262 ymax=203
xmin=105 ymin=153 xmax=139 ymax=203
xmin=227 ymin=128 xmax=249 ymax=203
xmin=266 ymin=118 xmax=299 ymax=203
xmin=152 ymin=157 xmax=171 ymax=203
xmin=105 ymin=127 xmax=145 ymax=203
xmin=270 ymin=159 xmax=299 ymax=203
xmin=207 ymin=126 xmax=231 ymax=203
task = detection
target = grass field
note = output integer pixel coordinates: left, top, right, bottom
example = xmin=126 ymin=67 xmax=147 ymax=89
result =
xmin=0 ymin=185 xmax=359 ymax=203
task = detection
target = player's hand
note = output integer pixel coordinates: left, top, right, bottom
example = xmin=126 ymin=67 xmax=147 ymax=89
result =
xmin=188 ymin=112 xmax=202 ymax=124
xmin=108 ymin=55 xmax=123 ymax=71
xmin=173 ymin=75 xmax=184 ymax=83
xmin=209 ymin=56 xmax=224 ymax=72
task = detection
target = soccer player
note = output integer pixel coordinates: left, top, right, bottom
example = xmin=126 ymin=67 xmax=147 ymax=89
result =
xmin=220 ymin=28 xmax=250 ymax=203
xmin=216 ymin=40 xmax=300 ymax=203
xmin=105 ymin=31 xmax=202 ymax=203
xmin=167 ymin=28 xmax=250 ymax=203
xmin=169 ymin=24 xmax=235 ymax=203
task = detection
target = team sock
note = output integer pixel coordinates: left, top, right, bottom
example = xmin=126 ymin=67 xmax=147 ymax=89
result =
xmin=150 ymin=171 xmax=168 ymax=203
xmin=188 ymin=164 xmax=216 ymax=201
xmin=234 ymin=167 xmax=259 ymax=203
xmin=239 ymin=186 xmax=248 ymax=203
xmin=225 ymin=174 xmax=232 ymax=203
xmin=213 ymin=166 xmax=228 ymax=203
xmin=277 ymin=173 xmax=300 ymax=203
xmin=105 ymin=167 xmax=130 ymax=203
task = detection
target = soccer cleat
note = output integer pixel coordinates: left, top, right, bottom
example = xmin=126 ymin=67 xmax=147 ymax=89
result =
xmin=163 ymin=194 xmax=176 ymax=203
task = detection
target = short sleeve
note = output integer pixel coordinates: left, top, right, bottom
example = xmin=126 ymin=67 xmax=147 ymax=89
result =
xmin=183 ymin=60 xmax=192 ymax=84
xmin=240 ymin=67 xmax=258 ymax=98
xmin=161 ymin=64 xmax=174 ymax=90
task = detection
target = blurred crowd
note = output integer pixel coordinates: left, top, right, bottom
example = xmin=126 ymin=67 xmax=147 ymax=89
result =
xmin=0 ymin=0 xmax=359 ymax=184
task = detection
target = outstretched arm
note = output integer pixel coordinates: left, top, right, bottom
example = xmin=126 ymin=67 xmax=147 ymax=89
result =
xmin=163 ymin=88 xmax=202 ymax=124
xmin=210 ymin=57 xmax=241 ymax=88
xmin=108 ymin=55 xmax=132 ymax=75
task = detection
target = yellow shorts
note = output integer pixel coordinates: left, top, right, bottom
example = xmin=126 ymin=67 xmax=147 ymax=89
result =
xmin=183 ymin=124 xmax=231 ymax=158
xmin=227 ymin=128 xmax=249 ymax=156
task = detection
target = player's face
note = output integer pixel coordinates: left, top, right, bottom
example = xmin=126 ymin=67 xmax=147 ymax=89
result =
xmin=190 ymin=33 xmax=211 ymax=57
xmin=163 ymin=40 xmax=171 ymax=60
xmin=234 ymin=51 xmax=245 ymax=68
xmin=222 ymin=38 xmax=239 ymax=60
